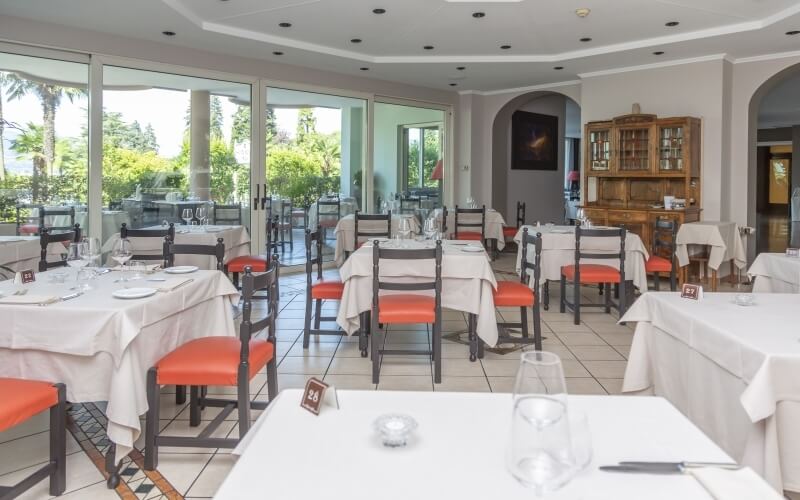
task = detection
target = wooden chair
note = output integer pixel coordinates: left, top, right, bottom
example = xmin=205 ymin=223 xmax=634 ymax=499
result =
xmin=0 ymin=378 xmax=66 ymax=499
xmin=15 ymin=204 xmax=42 ymax=236
xmin=502 ymin=201 xmax=526 ymax=240
xmin=278 ymin=200 xmax=293 ymax=252
xmin=399 ymin=196 xmax=420 ymax=214
xmin=488 ymin=228 xmax=543 ymax=355
xmin=317 ymin=198 xmax=341 ymax=240
xmin=371 ymin=240 xmax=443 ymax=383
xmin=453 ymin=205 xmax=486 ymax=245
xmin=353 ymin=210 xmax=391 ymax=250
xmin=144 ymin=259 xmax=279 ymax=470
xmin=645 ymin=218 xmax=677 ymax=291
xmin=213 ymin=203 xmax=242 ymax=225
xmin=560 ymin=227 xmax=627 ymax=325
xmin=141 ymin=202 xmax=161 ymax=227
xmin=226 ymin=215 xmax=278 ymax=288
xmin=166 ymin=237 xmax=225 ymax=271
xmin=39 ymin=225 xmax=81 ymax=272
xmin=120 ymin=222 xmax=175 ymax=269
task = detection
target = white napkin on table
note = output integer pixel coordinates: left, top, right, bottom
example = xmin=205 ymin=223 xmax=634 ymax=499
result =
xmin=0 ymin=294 xmax=60 ymax=305
xmin=111 ymin=263 xmax=162 ymax=272
xmin=689 ymin=467 xmax=783 ymax=500
xmin=155 ymin=278 xmax=194 ymax=292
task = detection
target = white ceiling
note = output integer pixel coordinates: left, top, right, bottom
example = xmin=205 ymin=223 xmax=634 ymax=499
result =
xmin=1 ymin=0 xmax=800 ymax=92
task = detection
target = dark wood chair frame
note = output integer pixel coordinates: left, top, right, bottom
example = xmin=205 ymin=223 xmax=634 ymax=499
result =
xmin=213 ymin=203 xmax=242 ymax=225
xmin=121 ymin=222 xmax=175 ymax=268
xmin=145 ymin=258 xmax=279 ymax=470
xmin=651 ymin=218 xmax=678 ymax=291
xmin=353 ymin=210 xmax=392 ymax=250
xmin=278 ymin=200 xmax=293 ymax=252
xmin=15 ymin=203 xmax=43 ymax=236
xmin=39 ymin=225 xmax=81 ymax=272
xmin=0 ymin=383 xmax=66 ymax=499
xmin=560 ymin=226 xmax=627 ymax=325
xmin=454 ymin=205 xmax=486 ymax=244
xmin=316 ymin=198 xmax=341 ymax=240
xmin=370 ymin=240 xmax=443 ymax=384
xmin=166 ymin=237 xmax=225 ymax=271
xmin=515 ymin=201 xmax=526 ymax=228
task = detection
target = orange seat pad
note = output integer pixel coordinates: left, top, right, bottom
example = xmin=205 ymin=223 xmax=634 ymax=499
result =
xmin=156 ymin=337 xmax=274 ymax=386
xmin=493 ymin=281 xmax=535 ymax=307
xmin=455 ymin=232 xmax=483 ymax=241
xmin=378 ymin=294 xmax=436 ymax=324
xmin=227 ymin=255 xmax=269 ymax=273
xmin=502 ymin=226 xmax=518 ymax=238
xmin=0 ymin=378 xmax=58 ymax=433
xmin=645 ymin=255 xmax=673 ymax=273
xmin=311 ymin=279 xmax=344 ymax=300
xmin=561 ymin=264 xmax=621 ymax=284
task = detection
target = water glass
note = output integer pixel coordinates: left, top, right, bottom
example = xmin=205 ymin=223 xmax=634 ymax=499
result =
xmin=81 ymin=236 xmax=102 ymax=272
xmin=569 ymin=411 xmax=593 ymax=473
xmin=128 ymin=260 xmax=146 ymax=281
xmin=66 ymin=242 xmax=88 ymax=287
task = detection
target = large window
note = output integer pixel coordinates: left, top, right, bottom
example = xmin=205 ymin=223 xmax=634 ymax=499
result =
xmin=402 ymin=125 xmax=441 ymax=192
xmin=0 ymin=52 xmax=88 ymax=234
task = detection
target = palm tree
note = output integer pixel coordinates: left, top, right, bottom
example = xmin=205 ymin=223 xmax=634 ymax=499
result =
xmin=314 ymin=135 xmax=341 ymax=178
xmin=10 ymin=123 xmax=47 ymax=200
xmin=4 ymin=74 xmax=86 ymax=177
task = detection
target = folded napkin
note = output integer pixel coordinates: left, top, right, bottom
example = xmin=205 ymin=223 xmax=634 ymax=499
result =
xmin=111 ymin=263 xmax=161 ymax=272
xmin=690 ymin=467 xmax=783 ymax=500
xmin=0 ymin=294 xmax=60 ymax=306
xmin=155 ymin=278 xmax=194 ymax=292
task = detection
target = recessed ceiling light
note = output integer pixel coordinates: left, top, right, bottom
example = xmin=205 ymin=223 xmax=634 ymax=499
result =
xmin=554 ymin=66 xmax=564 ymax=70
xmin=500 ymin=45 xmax=512 ymax=49
xmin=273 ymin=51 xmax=284 ymax=55
xmin=653 ymin=51 xmax=664 ymax=55
xmin=449 ymin=83 xmax=457 ymax=87
xmin=575 ymin=8 xmax=590 ymax=18
xmin=665 ymin=21 xmax=680 ymax=27
xmin=457 ymin=66 xmax=466 ymax=70
xmin=162 ymin=30 xmax=176 ymax=36
xmin=579 ymin=37 xmax=592 ymax=42
xmin=360 ymin=67 xmax=369 ymax=71
xmin=351 ymin=38 xmax=362 ymax=43
xmin=372 ymin=8 xmax=386 ymax=14
xmin=472 ymin=12 xmax=485 ymax=18
xmin=423 ymin=45 xmax=435 ymax=50
xmin=786 ymin=30 xmax=800 ymax=35
xmin=278 ymin=22 xmax=292 ymax=28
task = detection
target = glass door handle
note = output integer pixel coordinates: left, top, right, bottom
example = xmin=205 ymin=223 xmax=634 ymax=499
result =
xmin=254 ymin=184 xmax=260 ymax=211
xmin=261 ymin=183 xmax=268 ymax=210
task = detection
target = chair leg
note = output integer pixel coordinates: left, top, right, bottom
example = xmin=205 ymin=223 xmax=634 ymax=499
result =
xmin=303 ymin=294 xmax=312 ymax=348
xmin=314 ymin=299 xmax=322 ymax=330
xmin=371 ymin=312 xmax=381 ymax=384
xmin=189 ymin=386 xmax=200 ymax=427
xmin=604 ymin=283 xmax=611 ymax=313
xmin=232 ymin=272 xmax=239 ymax=289
xmin=619 ymin=280 xmax=628 ymax=317
xmin=144 ymin=368 xmax=159 ymax=471
xmin=237 ymin=367 xmax=251 ymax=438
xmin=653 ymin=272 xmax=660 ymax=291
xmin=543 ymin=281 xmax=550 ymax=311
xmin=559 ymin=275 xmax=566 ymax=313
xmin=468 ymin=314 xmax=477 ymax=362
xmin=49 ymin=384 xmax=66 ymax=496
xmin=533 ymin=301 xmax=543 ymax=351
xmin=573 ymin=278 xmax=580 ymax=325
xmin=175 ymin=385 xmax=185 ymax=405
xmin=670 ymin=269 xmax=677 ymax=291
xmin=520 ymin=307 xmax=529 ymax=338
xmin=266 ymin=357 xmax=278 ymax=402
xmin=433 ymin=322 xmax=442 ymax=384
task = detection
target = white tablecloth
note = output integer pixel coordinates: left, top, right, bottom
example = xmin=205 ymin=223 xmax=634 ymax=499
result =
xmin=676 ymin=221 xmax=747 ymax=271
xmin=217 ymin=390 xmax=775 ymax=500
xmin=337 ymin=240 xmax=499 ymax=346
xmin=621 ymin=292 xmax=800 ymax=492
xmin=748 ymin=253 xmax=800 ymax=293
xmin=308 ymin=198 xmax=358 ymax=229
xmin=332 ymin=214 xmax=420 ymax=266
xmin=0 ymin=236 xmax=64 ymax=272
xmin=0 ymin=269 xmax=239 ymax=462
xmin=513 ymin=225 xmax=650 ymax=291
xmin=103 ymin=225 xmax=250 ymax=269
xmin=434 ymin=208 xmax=507 ymax=250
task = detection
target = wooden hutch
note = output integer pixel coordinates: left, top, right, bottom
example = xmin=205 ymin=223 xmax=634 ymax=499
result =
xmin=582 ymin=112 xmax=702 ymax=249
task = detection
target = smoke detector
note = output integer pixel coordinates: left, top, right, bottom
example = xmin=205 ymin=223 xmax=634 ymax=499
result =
xmin=575 ymin=8 xmax=590 ymax=18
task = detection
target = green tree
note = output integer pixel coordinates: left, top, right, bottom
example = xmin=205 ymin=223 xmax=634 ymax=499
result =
xmin=9 ymin=123 xmax=83 ymax=202
xmin=102 ymin=144 xmax=178 ymax=204
xmin=265 ymin=107 xmax=277 ymax=145
xmin=210 ymin=96 xmax=224 ymax=140
xmin=296 ymin=108 xmax=317 ymax=144
xmin=312 ymin=134 xmax=341 ymax=178
xmin=231 ymin=105 xmax=250 ymax=147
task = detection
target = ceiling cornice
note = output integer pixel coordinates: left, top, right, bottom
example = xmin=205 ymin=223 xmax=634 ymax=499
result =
xmin=733 ymin=49 xmax=800 ymax=65
xmin=577 ymin=54 xmax=730 ymax=79
xmin=460 ymin=79 xmax=581 ymax=97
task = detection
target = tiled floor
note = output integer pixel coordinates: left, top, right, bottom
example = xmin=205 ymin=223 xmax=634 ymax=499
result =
xmin=0 ymin=249 xmax=746 ymax=499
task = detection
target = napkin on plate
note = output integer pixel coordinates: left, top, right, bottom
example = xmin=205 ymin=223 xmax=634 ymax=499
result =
xmin=0 ymin=294 xmax=61 ymax=306
xmin=155 ymin=278 xmax=194 ymax=292
xmin=689 ymin=467 xmax=783 ymax=500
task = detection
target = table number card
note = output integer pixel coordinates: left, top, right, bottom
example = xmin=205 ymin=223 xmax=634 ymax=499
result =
xmin=681 ymin=283 xmax=703 ymax=301
xmin=300 ymin=377 xmax=339 ymax=416
xmin=13 ymin=269 xmax=35 ymax=285
xmin=786 ymin=248 xmax=800 ymax=258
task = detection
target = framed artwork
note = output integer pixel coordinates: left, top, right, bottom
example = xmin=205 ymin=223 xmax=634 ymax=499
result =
xmin=511 ymin=110 xmax=558 ymax=171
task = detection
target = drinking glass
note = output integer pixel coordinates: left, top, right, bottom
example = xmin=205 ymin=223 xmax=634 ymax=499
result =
xmin=128 ymin=260 xmax=146 ymax=281
xmin=466 ymin=196 xmax=476 ymax=209
xmin=398 ymin=217 xmax=411 ymax=247
xmin=569 ymin=411 xmax=593 ymax=473
xmin=182 ymin=208 xmax=193 ymax=228
xmin=508 ymin=351 xmax=575 ymax=496
xmin=66 ymin=242 xmax=88 ymax=289
xmin=195 ymin=206 xmax=207 ymax=229
xmin=111 ymin=237 xmax=133 ymax=282
xmin=81 ymin=236 xmax=102 ymax=272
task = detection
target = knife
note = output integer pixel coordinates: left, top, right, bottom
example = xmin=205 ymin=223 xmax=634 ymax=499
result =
xmin=60 ymin=292 xmax=84 ymax=301
xmin=600 ymin=461 xmax=741 ymax=474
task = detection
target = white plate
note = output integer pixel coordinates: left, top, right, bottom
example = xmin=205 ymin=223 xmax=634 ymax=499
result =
xmin=112 ymin=287 xmax=157 ymax=300
xmin=461 ymin=245 xmax=484 ymax=253
xmin=165 ymin=266 xmax=199 ymax=274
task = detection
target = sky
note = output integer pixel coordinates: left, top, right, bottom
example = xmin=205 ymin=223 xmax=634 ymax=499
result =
xmin=2 ymin=87 xmax=342 ymax=169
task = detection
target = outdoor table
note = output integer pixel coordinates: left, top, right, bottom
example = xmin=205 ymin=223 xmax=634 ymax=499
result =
xmin=621 ymin=292 xmax=800 ymax=492
xmin=747 ymin=252 xmax=800 ymax=293
xmin=332 ymin=213 xmax=420 ymax=266
xmin=217 ymin=389 xmax=778 ymax=500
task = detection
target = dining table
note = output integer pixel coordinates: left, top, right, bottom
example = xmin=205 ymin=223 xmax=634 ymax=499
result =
xmin=621 ymin=292 xmax=800 ymax=493
xmin=747 ymin=252 xmax=800 ymax=293
xmin=0 ymin=267 xmax=239 ymax=481
xmin=308 ymin=197 xmax=359 ymax=229
xmin=217 ymin=389 xmax=779 ymax=500
xmin=48 ymin=209 xmax=131 ymax=244
xmin=0 ymin=235 xmax=66 ymax=272
xmin=675 ymin=221 xmax=747 ymax=288
xmin=337 ymin=239 xmax=499 ymax=348
xmin=102 ymin=224 xmax=251 ymax=269
xmin=332 ymin=213 xmax=420 ymax=266
xmin=434 ymin=207 xmax=507 ymax=251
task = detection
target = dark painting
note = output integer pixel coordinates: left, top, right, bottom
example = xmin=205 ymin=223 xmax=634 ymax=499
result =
xmin=511 ymin=110 xmax=558 ymax=171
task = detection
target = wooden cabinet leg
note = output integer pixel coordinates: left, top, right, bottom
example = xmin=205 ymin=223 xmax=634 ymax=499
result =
xmin=711 ymin=269 xmax=718 ymax=292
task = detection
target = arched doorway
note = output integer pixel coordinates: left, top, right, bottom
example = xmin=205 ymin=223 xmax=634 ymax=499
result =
xmin=491 ymin=91 xmax=581 ymax=224
xmin=749 ymin=63 xmax=800 ymax=252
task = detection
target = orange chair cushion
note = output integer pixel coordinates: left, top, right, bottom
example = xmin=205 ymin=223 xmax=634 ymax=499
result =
xmin=227 ymin=255 xmax=269 ymax=273
xmin=561 ymin=264 xmax=621 ymax=284
xmin=502 ymin=226 xmax=518 ymax=238
xmin=0 ymin=378 xmax=58 ymax=433
xmin=311 ymin=279 xmax=344 ymax=300
xmin=19 ymin=224 xmax=38 ymax=234
xmin=493 ymin=281 xmax=535 ymax=307
xmin=319 ymin=219 xmax=338 ymax=228
xmin=455 ymin=231 xmax=483 ymax=241
xmin=156 ymin=337 xmax=274 ymax=386
xmin=378 ymin=294 xmax=436 ymax=324
xmin=645 ymin=255 xmax=673 ymax=273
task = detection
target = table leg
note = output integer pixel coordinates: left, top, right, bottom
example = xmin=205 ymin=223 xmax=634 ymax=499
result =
xmin=105 ymin=443 xmax=121 ymax=489
xmin=730 ymin=259 xmax=736 ymax=285
xmin=542 ymin=281 xmax=550 ymax=311
xmin=359 ymin=311 xmax=369 ymax=358
xmin=711 ymin=269 xmax=718 ymax=292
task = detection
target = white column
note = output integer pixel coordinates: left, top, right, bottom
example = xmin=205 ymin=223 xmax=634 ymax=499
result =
xmin=190 ymin=90 xmax=211 ymax=200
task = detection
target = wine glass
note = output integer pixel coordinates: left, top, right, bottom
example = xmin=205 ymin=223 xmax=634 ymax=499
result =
xmin=195 ymin=206 xmax=207 ymax=229
xmin=66 ymin=242 xmax=88 ymax=290
xmin=81 ymin=236 xmax=101 ymax=271
xmin=398 ymin=217 xmax=411 ymax=247
xmin=111 ymin=237 xmax=133 ymax=283
xmin=507 ymin=351 xmax=575 ymax=496
xmin=182 ymin=208 xmax=193 ymax=229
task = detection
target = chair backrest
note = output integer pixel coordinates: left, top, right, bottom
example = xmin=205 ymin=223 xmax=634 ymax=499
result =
xmin=239 ymin=255 xmax=280 ymax=356
xmin=516 ymin=201 xmax=526 ymax=228
xmin=141 ymin=202 xmax=160 ymax=226
xmin=574 ymin=226 xmax=626 ymax=282
xmin=266 ymin=214 xmax=279 ymax=252
xmin=372 ymin=240 xmax=442 ymax=317
xmin=454 ymin=205 xmax=486 ymax=240
xmin=40 ymin=206 xmax=76 ymax=233
xmin=399 ymin=196 xmax=420 ymax=214
xmin=441 ymin=206 xmax=448 ymax=234
xmin=214 ymin=203 xmax=242 ymax=225
xmin=121 ymin=222 xmax=175 ymax=265
xmin=354 ymin=210 xmax=391 ymax=249
xmin=305 ymin=226 xmax=325 ymax=287
xmin=39 ymin=224 xmax=81 ymax=272
xmin=652 ymin=218 xmax=677 ymax=259
xmin=280 ymin=200 xmax=292 ymax=224
xmin=166 ymin=237 xmax=225 ymax=271
xmin=16 ymin=204 xmax=42 ymax=235
xmin=317 ymin=198 xmax=341 ymax=223
xmin=519 ymin=228 xmax=542 ymax=290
